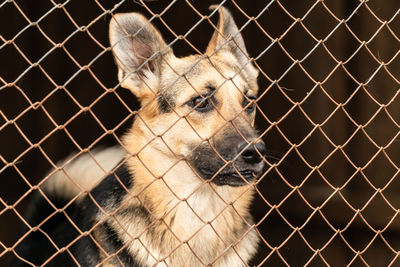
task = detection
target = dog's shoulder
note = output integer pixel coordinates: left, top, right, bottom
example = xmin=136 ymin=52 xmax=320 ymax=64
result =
xmin=13 ymin=160 xmax=141 ymax=266
xmin=13 ymin=188 xmax=84 ymax=265
xmin=87 ymin=161 xmax=133 ymax=208
xmin=76 ymin=162 xmax=144 ymax=266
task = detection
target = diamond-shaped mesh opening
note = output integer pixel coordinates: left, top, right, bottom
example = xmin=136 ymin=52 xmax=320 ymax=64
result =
xmin=341 ymin=171 xmax=378 ymax=209
xmin=278 ymin=64 xmax=316 ymax=102
xmin=257 ymin=83 xmax=293 ymax=122
xmin=0 ymin=86 xmax=31 ymax=122
xmin=320 ymin=193 xmax=355 ymax=229
xmin=320 ymin=108 xmax=356 ymax=146
xmin=1 ymin=0 xmax=400 ymax=266
xmin=280 ymin=23 xmax=317 ymax=60
xmin=301 ymin=212 xmax=336 ymax=249
xmin=255 ymin=166 xmax=292 ymax=205
xmin=279 ymin=231 xmax=315 ymax=266
xmin=0 ymin=166 xmax=31 ymax=205
xmin=346 ymin=5 xmax=382 ymax=42
xmin=15 ymin=106 xmax=57 ymax=145
xmin=62 ymin=0 xmax=107 ymax=27
xmin=299 ymin=85 xmax=338 ymax=124
xmin=324 ymin=22 xmax=362 ymax=63
xmin=298 ymin=128 xmax=335 ymax=166
xmin=321 ymin=65 xmax=360 ymax=104
xmin=344 ymin=88 xmax=380 ymax=126
xmin=366 ymin=67 xmax=400 ymax=104
xmin=276 ymin=148 xmax=313 ymax=187
xmin=0 ymin=45 xmax=31 ymax=84
xmin=320 ymin=234 xmax=356 ymax=265
xmin=368 ymin=27 xmax=399 ymax=63
xmin=302 ymin=2 xmax=339 ymax=40
xmin=363 ymin=151 xmax=398 ymax=188
xmin=298 ymin=171 xmax=336 ymax=207
xmin=256 ymin=1 xmax=293 ymax=39
xmin=343 ymin=129 xmax=378 ymax=167
xmin=277 ymin=106 xmax=314 ymax=144
xmin=256 ymin=42 xmax=293 ymax=80
xmin=381 ymin=214 xmax=400 ymax=251
xmin=301 ymin=44 xmax=338 ymax=82
xmin=14 ymin=67 xmax=56 ymax=104
xmin=362 ymin=237 xmax=397 ymax=266
xmin=39 ymin=46 xmax=81 ymax=86
xmin=345 ymin=46 xmax=382 ymax=83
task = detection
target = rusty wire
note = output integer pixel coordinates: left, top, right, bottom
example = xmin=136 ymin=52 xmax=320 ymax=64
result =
xmin=1 ymin=0 xmax=400 ymax=266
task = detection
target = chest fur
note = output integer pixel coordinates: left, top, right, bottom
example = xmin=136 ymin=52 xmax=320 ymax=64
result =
xmin=100 ymin=189 xmax=258 ymax=267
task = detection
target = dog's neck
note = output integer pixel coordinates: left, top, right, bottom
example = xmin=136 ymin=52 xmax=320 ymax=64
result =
xmin=108 ymin=127 xmax=258 ymax=266
xmin=123 ymin=121 xmax=255 ymax=216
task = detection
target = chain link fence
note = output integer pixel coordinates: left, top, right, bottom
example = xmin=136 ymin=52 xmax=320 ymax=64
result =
xmin=1 ymin=0 xmax=399 ymax=266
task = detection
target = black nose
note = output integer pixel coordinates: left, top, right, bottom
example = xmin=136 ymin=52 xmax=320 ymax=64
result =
xmin=238 ymin=141 xmax=266 ymax=164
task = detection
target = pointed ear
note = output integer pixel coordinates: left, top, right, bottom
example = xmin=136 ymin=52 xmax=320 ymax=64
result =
xmin=109 ymin=13 xmax=173 ymax=98
xmin=206 ymin=6 xmax=258 ymax=80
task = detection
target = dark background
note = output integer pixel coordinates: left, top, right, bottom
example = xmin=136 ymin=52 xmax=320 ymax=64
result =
xmin=1 ymin=0 xmax=399 ymax=266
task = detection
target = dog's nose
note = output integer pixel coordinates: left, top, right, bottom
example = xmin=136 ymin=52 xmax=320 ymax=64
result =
xmin=238 ymin=141 xmax=266 ymax=164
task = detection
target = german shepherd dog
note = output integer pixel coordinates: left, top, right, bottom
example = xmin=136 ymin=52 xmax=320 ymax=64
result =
xmin=14 ymin=6 xmax=266 ymax=267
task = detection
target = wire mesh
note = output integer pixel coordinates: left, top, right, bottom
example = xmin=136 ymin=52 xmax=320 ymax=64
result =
xmin=1 ymin=0 xmax=400 ymax=266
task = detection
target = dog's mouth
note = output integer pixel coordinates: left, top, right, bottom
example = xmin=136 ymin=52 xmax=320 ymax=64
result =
xmin=187 ymin=141 xmax=266 ymax=187
xmin=198 ymin=169 xmax=258 ymax=187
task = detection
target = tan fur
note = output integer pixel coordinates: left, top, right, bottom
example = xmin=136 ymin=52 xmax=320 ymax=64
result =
xmin=73 ymin=6 xmax=261 ymax=266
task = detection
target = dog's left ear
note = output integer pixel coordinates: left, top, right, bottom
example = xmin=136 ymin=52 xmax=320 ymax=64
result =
xmin=109 ymin=13 xmax=174 ymax=99
xmin=206 ymin=6 xmax=258 ymax=80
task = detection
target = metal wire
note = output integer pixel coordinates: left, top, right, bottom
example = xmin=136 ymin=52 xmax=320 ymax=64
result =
xmin=1 ymin=0 xmax=400 ymax=266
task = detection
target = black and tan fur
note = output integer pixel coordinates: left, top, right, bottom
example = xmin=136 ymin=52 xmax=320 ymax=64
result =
xmin=15 ymin=6 xmax=266 ymax=267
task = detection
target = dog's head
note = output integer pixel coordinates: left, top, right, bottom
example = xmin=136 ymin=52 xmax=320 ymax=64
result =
xmin=110 ymin=6 xmax=265 ymax=187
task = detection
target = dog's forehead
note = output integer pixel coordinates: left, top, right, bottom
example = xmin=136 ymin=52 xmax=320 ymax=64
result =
xmin=185 ymin=54 xmax=247 ymax=85
xmin=161 ymin=53 xmax=256 ymax=103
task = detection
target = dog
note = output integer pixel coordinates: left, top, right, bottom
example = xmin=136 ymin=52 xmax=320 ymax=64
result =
xmin=14 ymin=6 xmax=265 ymax=266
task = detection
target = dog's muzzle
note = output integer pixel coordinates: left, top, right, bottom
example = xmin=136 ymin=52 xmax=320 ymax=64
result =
xmin=189 ymin=140 xmax=266 ymax=187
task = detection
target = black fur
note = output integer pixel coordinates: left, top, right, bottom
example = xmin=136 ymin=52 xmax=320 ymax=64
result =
xmin=98 ymin=222 xmax=141 ymax=266
xmin=13 ymin=163 xmax=143 ymax=267
xmin=157 ymin=92 xmax=174 ymax=113
xmin=13 ymin=192 xmax=81 ymax=266
xmin=187 ymin=128 xmax=265 ymax=186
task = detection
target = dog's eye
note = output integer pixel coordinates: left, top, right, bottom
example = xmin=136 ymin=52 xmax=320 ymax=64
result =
xmin=192 ymin=96 xmax=211 ymax=111
xmin=243 ymin=96 xmax=256 ymax=113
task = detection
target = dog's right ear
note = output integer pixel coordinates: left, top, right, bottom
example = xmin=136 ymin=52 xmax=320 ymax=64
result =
xmin=206 ymin=6 xmax=258 ymax=81
xmin=109 ymin=13 xmax=173 ymax=98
